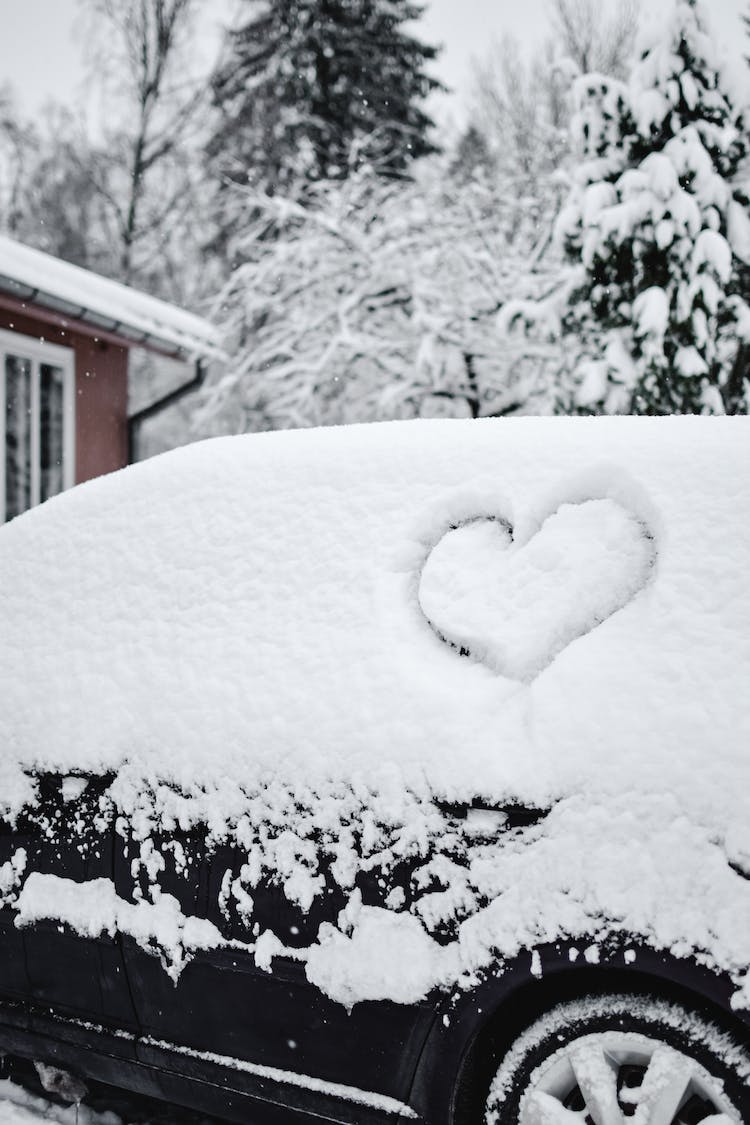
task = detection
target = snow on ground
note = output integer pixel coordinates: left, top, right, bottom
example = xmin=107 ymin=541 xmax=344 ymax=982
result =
xmin=2 ymin=416 xmax=750 ymax=1008
xmin=0 ymin=1077 xmax=223 ymax=1125
xmin=0 ymin=1077 xmax=122 ymax=1125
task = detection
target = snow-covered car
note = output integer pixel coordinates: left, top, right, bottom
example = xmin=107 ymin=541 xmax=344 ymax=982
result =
xmin=1 ymin=416 xmax=750 ymax=1124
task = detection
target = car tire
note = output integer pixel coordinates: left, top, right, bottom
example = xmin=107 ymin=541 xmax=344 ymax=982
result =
xmin=483 ymin=992 xmax=750 ymax=1124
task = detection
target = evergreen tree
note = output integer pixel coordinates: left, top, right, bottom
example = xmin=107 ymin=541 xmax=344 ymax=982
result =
xmin=553 ymin=0 xmax=750 ymax=414
xmin=209 ymin=0 xmax=442 ymax=191
xmin=449 ymin=125 xmax=494 ymax=183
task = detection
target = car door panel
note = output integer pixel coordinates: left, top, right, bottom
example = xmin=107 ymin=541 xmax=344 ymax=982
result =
xmin=118 ymin=831 xmax=434 ymax=1102
xmin=0 ymin=813 xmax=29 ymax=1001
xmin=16 ymin=774 xmax=137 ymax=1030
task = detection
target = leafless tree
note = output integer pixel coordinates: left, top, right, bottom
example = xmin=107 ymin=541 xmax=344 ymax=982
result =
xmin=460 ymin=0 xmax=638 ymax=190
xmin=10 ymin=108 xmax=113 ymax=272
xmin=468 ymin=36 xmax=569 ymax=188
xmin=0 ymin=87 xmax=37 ymax=237
xmin=80 ymin=0 xmax=212 ymax=296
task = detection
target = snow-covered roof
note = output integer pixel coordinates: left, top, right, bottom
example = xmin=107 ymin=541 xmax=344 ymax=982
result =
xmin=0 ymin=233 xmax=223 ymax=360
xmin=2 ymin=416 xmax=750 ymax=1007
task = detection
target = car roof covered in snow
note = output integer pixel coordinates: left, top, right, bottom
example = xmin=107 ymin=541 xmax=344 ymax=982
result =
xmin=0 ymin=233 xmax=223 ymax=360
xmin=2 ymin=415 xmax=748 ymax=818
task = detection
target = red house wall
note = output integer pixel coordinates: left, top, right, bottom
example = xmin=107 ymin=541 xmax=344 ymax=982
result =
xmin=0 ymin=303 xmax=129 ymax=485
xmin=71 ymin=333 xmax=129 ymax=485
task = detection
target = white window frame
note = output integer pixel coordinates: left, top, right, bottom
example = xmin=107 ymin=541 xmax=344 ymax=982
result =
xmin=0 ymin=327 xmax=76 ymax=523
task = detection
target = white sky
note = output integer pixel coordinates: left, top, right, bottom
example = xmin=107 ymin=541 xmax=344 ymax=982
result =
xmin=420 ymin=0 xmax=747 ymax=93
xmin=0 ymin=0 xmax=747 ymax=123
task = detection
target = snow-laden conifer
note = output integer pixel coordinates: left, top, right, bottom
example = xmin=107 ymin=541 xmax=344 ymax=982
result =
xmin=503 ymin=0 xmax=750 ymax=414
xmin=209 ymin=0 xmax=442 ymax=191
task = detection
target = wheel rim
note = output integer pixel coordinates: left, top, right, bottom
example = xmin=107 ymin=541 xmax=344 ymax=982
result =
xmin=518 ymin=1030 xmax=740 ymax=1125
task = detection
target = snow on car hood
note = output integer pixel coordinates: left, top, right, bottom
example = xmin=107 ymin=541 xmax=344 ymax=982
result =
xmin=3 ymin=416 xmax=750 ymax=1006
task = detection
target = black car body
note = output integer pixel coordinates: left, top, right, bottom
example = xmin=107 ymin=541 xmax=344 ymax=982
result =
xmin=2 ymin=773 xmax=749 ymax=1125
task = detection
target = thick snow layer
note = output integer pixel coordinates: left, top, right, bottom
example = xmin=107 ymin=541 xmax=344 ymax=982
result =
xmin=0 ymin=233 xmax=223 ymax=359
xmin=633 ymin=287 xmax=669 ymax=341
xmin=0 ymin=848 xmax=26 ymax=907
xmin=2 ymin=416 xmax=750 ymax=1007
xmin=418 ymin=499 xmax=654 ymax=680
xmin=15 ymin=873 xmax=222 ymax=980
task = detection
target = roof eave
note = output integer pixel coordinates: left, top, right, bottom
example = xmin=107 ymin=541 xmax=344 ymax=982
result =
xmin=0 ymin=277 xmax=225 ymax=362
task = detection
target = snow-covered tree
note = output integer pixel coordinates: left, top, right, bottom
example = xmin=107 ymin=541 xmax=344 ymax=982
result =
xmin=197 ymin=164 xmax=562 ymax=434
xmin=209 ymin=0 xmax=442 ymax=192
xmin=503 ymin=0 xmax=750 ymax=415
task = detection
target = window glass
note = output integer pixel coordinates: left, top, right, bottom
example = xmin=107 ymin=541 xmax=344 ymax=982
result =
xmin=40 ymin=363 xmax=65 ymax=503
xmin=5 ymin=354 xmax=32 ymax=521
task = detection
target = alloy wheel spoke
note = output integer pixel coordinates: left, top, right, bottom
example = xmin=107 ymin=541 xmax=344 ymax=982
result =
xmin=570 ymin=1043 xmax=626 ymax=1125
xmin=520 ymin=1090 xmax=585 ymax=1125
xmin=635 ymin=1044 xmax=694 ymax=1125
xmin=512 ymin=1027 xmax=738 ymax=1125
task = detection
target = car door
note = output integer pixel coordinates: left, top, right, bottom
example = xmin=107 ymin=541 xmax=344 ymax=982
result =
xmin=117 ymin=826 xmax=435 ymax=1107
xmin=0 ymin=803 xmax=31 ymax=1003
xmin=15 ymin=773 xmax=137 ymax=1032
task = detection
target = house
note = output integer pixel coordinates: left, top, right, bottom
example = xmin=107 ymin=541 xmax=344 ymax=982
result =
xmin=0 ymin=234 xmax=222 ymax=524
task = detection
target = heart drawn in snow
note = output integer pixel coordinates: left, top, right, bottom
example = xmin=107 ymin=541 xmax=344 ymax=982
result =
xmin=418 ymin=498 xmax=655 ymax=682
